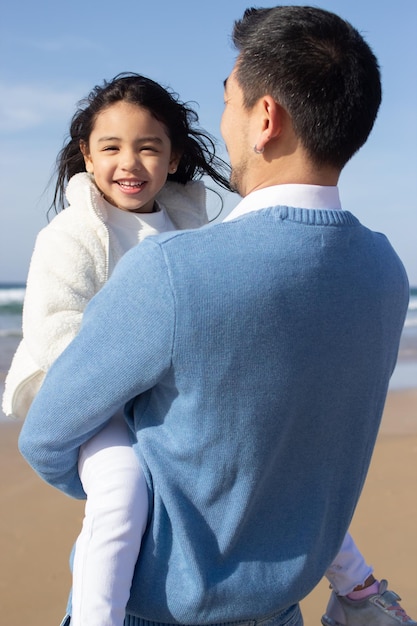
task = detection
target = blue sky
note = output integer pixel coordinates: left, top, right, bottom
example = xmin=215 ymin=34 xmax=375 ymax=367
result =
xmin=1 ymin=0 xmax=416 ymax=284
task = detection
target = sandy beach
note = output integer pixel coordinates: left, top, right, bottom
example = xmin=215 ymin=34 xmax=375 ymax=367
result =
xmin=1 ymin=388 xmax=416 ymax=625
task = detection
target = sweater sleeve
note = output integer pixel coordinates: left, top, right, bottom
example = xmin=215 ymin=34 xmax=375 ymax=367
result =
xmin=18 ymin=239 xmax=175 ymax=499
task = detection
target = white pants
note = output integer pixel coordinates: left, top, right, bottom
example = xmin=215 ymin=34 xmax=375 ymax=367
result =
xmin=325 ymin=531 xmax=373 ymax=595
xmin=71 ymin=414 xmax=148 ymax=626
xmin=71 ymin=418 xmax=372 ymax=626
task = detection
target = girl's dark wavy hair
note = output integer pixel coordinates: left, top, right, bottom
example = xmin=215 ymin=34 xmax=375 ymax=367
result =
xmin=51 ymin=72 xmax=231 ymax=212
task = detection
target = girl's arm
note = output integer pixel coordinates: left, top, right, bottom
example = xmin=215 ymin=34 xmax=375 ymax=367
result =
xmin=3 ymin=219 xmax=107 ymax=419
xmin=23 ymin=224 xmax=105 ymax=371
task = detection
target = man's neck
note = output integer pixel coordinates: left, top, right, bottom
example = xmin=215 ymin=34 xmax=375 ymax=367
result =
xmin=242 ymin=141 xmax=340 ymax=197
xmin=246 ymin=164 xmax=339 ymax=197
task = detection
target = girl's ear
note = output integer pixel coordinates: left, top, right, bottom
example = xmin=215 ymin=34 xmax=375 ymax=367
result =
xmin=168 ymin=152 xmax=181 ymax=175
xmin=80 ymin=140 xmax=94 ymax=174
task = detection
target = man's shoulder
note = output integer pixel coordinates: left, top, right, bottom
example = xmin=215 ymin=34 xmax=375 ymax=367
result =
xmin=145 ymin=222 xmax=220 ymax=247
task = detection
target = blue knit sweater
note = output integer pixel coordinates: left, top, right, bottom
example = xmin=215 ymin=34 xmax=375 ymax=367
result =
xmin=19 ymin=206 xmax=409 ymax=626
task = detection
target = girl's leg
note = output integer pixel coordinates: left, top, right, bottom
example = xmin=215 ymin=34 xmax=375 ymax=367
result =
xmin=325 ymin=532 xmax=373 ymax=595
xmin=71 ymin=414 xmax=148 ymax=626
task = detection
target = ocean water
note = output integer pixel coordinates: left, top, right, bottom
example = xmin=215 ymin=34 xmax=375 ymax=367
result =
xmin=0 ymin=284 xmax=27 ymax=378
xmin=1 ymin=283 xmax=416 ymax=413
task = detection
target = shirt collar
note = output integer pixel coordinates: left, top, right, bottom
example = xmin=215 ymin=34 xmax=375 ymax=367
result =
xmin=223 ymin=184 xmax=341 ymax=222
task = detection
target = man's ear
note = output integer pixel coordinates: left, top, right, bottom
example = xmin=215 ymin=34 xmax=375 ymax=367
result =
xmin=80 ymin=140 xmax=94 ymax=174
xmin=254 ymin=96 xmax=285 ymax=152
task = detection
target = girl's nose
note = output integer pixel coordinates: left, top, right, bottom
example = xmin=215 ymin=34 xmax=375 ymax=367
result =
xmin=121 ymin=151 xmax=141 ymax=171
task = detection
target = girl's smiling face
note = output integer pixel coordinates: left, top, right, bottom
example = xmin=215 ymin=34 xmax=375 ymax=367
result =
xmin=81 ymin=100 xmax=180 ymax=213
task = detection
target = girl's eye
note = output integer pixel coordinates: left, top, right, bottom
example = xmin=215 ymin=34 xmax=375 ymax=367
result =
xmin=102 ymin=146 xmax=118 ymax=152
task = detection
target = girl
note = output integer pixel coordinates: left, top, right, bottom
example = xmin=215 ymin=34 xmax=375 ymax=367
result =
xmin=3 ymin=72 xmax=230 ymax=626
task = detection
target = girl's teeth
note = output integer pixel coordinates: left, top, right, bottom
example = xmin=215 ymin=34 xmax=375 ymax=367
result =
xmin=119 ymin=181 xmax=142 ymax=187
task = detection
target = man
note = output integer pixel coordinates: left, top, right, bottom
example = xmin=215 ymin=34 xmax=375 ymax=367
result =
xmin=19 ymin=6 xmax=411 ymax=626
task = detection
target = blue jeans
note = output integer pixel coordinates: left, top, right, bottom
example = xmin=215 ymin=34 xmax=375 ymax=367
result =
xmin=59 ymin=605 xmax=303 ymax=626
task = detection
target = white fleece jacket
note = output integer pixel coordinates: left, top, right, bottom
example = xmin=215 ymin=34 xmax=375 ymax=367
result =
xmin=3 ymin=172 xmax=208 ymax=419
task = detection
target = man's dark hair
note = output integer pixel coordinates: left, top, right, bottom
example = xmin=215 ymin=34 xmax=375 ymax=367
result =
xmin=232 ymin=6 xmax=382 ymax=168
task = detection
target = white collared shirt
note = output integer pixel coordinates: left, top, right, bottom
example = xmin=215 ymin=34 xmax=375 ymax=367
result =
xmin=223 ymin=184 xmax=341 ymax=222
